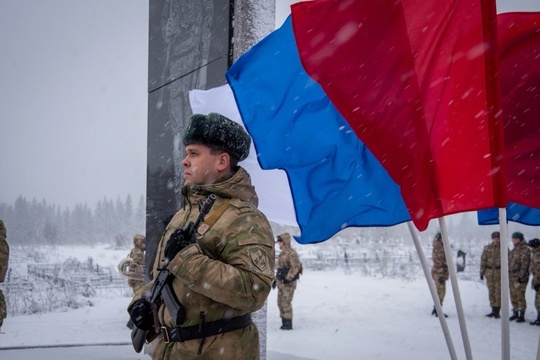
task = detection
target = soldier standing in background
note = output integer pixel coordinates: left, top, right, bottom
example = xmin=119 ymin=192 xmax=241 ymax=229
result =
xmin=528 ymin=238 xmax=540 ymax=326
xmin=275 ymin=233 xmax=302 ymax=330
xmin=128 ymin=234 xmax=146 ymax=296
xmin=431 ymin=232 xmax=448 ymax=318
xmin=480 ymin=231 xmax=502 ymax=319
xmin=126 ymin=234 xmax=146 ymax=330
xmin=508 ymin=231 xmax=531 ymax=323
xmin=0 ymin=220 xmax=9 ymax=332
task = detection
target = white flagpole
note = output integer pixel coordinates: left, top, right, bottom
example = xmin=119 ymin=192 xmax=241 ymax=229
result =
xmin=407 ymin=222 xmax=458 ymax=360
xmin=499 ymin=208 xmax=511 ymax=360
xmin=439 ymin=217 xmax=473 ymax=360
xmin=536 ymin=332 xmax=540 ymax=360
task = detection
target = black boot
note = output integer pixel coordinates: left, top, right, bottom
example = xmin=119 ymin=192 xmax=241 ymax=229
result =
xmin=432 ymin=306 xmax=448 ymax=318
xmin=486 ymin=307 xmax=500 ymax=318
xmin=126 ymin=319 xmax=134 ymax=330
xmin=516 ymin=310 xmax=525 ymax=323
xmin=509 ymin=311 xmax=519 ymax=321
xmin=280 ymin=318 xmax=292 ymax=330
xmin=530 ymin=314 xmax=540 ymax=326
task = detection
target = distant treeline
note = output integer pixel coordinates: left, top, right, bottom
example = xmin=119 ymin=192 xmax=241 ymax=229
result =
xmin=0 ymin=195 xmax=145 ymax=246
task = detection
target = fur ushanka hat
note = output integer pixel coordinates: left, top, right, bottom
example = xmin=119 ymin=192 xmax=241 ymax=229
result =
xmin=182 ymin=113 xmax=251 ymax=162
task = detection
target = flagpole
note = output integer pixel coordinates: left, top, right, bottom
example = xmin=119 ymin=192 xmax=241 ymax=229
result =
xmin=407 ymin=222 xmax=458 ymax=360
xmin=498 ymin=208 xmax=510 ymax=360
xmin=536 ymin=332 xmax=540 ymax=360
xmin=439 ymin=217 xmax=473 ymax=360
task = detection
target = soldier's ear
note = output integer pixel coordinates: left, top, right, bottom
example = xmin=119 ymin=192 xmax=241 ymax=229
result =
xmin=216 ymin=151 xmax=230 ymax=171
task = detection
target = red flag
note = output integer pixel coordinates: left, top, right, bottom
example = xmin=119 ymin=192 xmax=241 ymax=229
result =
xmin=291 ymin=0 xmax=507 ymax=230
xmin=498 ymin=12 xmax=540 ymax=209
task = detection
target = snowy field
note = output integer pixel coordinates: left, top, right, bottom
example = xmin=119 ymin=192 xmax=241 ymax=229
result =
xmin=0 ymin=244 xmax=539 ymax=360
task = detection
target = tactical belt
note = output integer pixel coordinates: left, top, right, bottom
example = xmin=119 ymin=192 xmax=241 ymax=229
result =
xmin=160 ymin=313 xmax=252 ymax=343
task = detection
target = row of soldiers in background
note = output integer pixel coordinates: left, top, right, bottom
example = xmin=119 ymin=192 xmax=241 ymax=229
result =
xmin=431 ymin=231 xmax=540 ymax=326
xmin=480 ymin=231 xmax=540 ymax=325
xmin=0 ymin=220 xmax=8 ymax=332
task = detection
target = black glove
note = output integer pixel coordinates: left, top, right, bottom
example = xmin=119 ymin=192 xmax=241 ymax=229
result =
xmin=164 ymin=223 xmax=194 ymax=261
xmin=480 ymin=275 xmax=484 ymax=281
xmin=438 ymin=278 xmax=446 ymax=284
xmin=534 ymin=283 xmax=540 ymax=291
xmin=271 ymin=280 xmax=277 ymax=289
xmin=129 ymin=299 xmax=153 ymax=331
xmin=517 ymin=276 xmax=529 ymax=284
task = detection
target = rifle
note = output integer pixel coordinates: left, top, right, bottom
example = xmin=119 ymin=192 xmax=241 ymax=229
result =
xmin=131 ymin=194 xmax=216 ymax=353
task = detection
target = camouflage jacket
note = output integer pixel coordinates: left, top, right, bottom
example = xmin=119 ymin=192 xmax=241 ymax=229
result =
xmin=509 ymin=240 xmax=531 ymax=281
xmin=130 ymin=167 xmax=274 ymax=358
xmin=128 ymin=246 xmax=145 ymax=287
xmin=276 ymin=233 xmax=302 ymax=286
xmin=431 ymin=238 xmax=448 ymax=282
xmin=0 ymin=220 xmax=8 ymax=282
xmin=480 ymin=242 xmax=503 ymax=277
xmin=530 ymin=247 xmax=540 ymax=289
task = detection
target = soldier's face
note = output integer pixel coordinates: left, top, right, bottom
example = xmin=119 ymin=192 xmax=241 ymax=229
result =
xmin=493 ymin=237 xmax=500 ymax=245
xmin=182 ymin=144 xmax=222 ymax=185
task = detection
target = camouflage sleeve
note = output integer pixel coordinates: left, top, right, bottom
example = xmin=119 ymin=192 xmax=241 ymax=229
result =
xmin=518 ymin=248 xmax=531 ymax=279
xmin=127 ymin=280 xmax=153 ymax=313
xmin=285 ymin=249 xmax=302 ymax=282
xmin=0 ymin=237 xmax=9 ymax=282
xmin=480 ymin=246 xmax=488 ymax=276
xmin=167 ymin=212 xmax=274 ymax=312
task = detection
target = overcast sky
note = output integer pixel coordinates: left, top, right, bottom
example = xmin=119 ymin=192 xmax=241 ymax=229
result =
xmin=0 ymin=0 xmax=148 ymax=208
xmin=0 ymin=0 xmax=538 ymax=210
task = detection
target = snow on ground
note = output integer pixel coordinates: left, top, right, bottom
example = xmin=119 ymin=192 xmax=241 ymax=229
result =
xmin=0 ymin=246 xmax=539 ymax=359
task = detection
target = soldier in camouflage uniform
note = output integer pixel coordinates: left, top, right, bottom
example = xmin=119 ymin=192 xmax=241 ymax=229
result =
xmin=275 ymin=233 xmax=302 ymax=330
xmin=508 ymin=231 xmax=530 ymax=323
xmin=431 ymin=232 xmax=448 ymax=317
xmin=128 ymin=113 xmax=274 ymax=360
xmin=126 ymin=234 xmax=146 ymax=330
xmin=528 ymin=238 xmax=540 ymax=326
xmin=0 ymin=220 xmax=9 ymax=331
xmin=480 ymin=231 xmax=503 ymax=318
xmin=128 ymin=234 xmax=146 ymax=295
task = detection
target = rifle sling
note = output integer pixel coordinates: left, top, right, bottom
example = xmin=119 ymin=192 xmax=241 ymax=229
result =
xmin=160 ymin=313 xmax=252 ymax=343
xmin=196 ymin=199 xmax=230 ymax=237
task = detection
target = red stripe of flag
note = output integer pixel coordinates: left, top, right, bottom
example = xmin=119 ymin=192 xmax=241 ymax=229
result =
xmin=498 ymin=12 xmax=540 ymax=209
xmin=291 ymin=0 xmax=507 ymax=230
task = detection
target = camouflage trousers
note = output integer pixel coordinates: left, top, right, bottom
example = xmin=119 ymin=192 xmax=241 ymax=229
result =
xmin=534 ymin=289 xmax=540 ymax=313
xmin=277 ymin=283 xmax=296 ymax=320
xmin=0 ymin=289 xmax=5 ymax=328
xmin=485 ymin=271 xmax=501 ymax=307
xmin=435 ymin=280 xmax=446 ymax=304
xmin=509 ymin=279 xmax=527 ymax=311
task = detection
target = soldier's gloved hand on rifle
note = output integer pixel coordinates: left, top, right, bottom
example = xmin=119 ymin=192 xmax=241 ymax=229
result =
xmin=517 ymin=276 xmax=529 ymax=284
xmin=129 ymin=299 xmax=153 ymax=331
xmin=164 ymin=223 xmax=195 ymax=261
